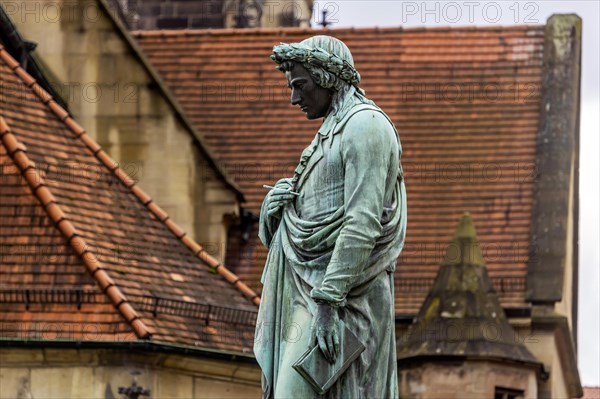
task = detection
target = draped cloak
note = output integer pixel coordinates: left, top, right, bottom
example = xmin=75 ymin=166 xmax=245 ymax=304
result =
xmin=254 ymin=95 xmax=407 ymax=398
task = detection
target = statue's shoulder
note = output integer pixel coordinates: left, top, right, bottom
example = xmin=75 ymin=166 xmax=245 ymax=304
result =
xmin=338 ymin=102 xmax=396 ymax=134
xmin=336 ymin=108 xmax=398 ymax=160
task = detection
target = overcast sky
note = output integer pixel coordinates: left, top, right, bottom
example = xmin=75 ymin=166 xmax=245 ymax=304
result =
xmin=309 ymin=0 xmax=600 ymax=386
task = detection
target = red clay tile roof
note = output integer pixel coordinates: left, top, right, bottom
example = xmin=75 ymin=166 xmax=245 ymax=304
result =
xmin=134 ymin=25 xmax=544 ymax=314
xmin=0 ymin=42 xmax=259 ymax=353
xmin=584 ymin=387 xmax=600 ymax=399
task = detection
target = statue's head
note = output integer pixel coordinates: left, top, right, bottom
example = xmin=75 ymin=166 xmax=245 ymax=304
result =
xmin=271 ymin=36 xmax=361 ymax=120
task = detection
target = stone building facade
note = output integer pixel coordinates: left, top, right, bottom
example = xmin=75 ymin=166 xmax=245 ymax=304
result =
xmin=0 ymin=348 xmax=261 ymax=398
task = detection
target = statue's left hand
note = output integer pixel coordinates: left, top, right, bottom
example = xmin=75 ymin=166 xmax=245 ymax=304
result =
xmin=311 ymin=302 xmax=340 ymax=363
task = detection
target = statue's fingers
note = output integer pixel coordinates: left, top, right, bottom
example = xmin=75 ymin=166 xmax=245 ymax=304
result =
xmin=274 ymin=182 xmax=291 ymax=190
xmin=309 ymin=324 xmax=317 ymax=348
xmin=317 ymin=334 xmax=331 ymax=363
xmin=268 ymin=196 xmax=282 ymax=204
xmin=269 ymin=200 xmax=292 ymax=211
xmin=267 ymin=204 xmax=281 ymax=217
xmin=333 ymin=329 xmax=340 ymax=360
xmin=274 ymin=193 xmax=294 ymax=199
xmin=270 ymin=193 xmax=294 ymax=202
xmin=268 ymin=200 xmax=284 ymax=210
xmin=269 ymin=199 xmax=288 ymax=207
xmin=326 ymin=333 xmax=336 ymax=363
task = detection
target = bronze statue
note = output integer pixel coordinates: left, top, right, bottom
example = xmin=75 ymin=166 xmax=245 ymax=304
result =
xmin=254 ymin=35 xmax=407 ymax=398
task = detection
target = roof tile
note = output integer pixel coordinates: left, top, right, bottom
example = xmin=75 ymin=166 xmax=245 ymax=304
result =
xmin=78 ymin=133 xmax=102 ymax=154
xmin=96 ymin=150 xmax=117 ymax=170
xmin=164 ymin=218 xmax=186 ymax=239
xmin=63 ymin=117 xmax=86 ymax=136
xmin=114 ymin=167 xmax=136 ymax=188
xmin=181 ymin=234 xmax=202 ymax=255
xmin=584 ymin=387 xmax=600 ymax=399
xmin=130 ymin=185 xmax=153 ymax=205
xmin=0 ymin=47 xmax=20 ymax=69
xmin=30 ymin=83 xmax=53 ymax=104
xmin=146 ymin=201 xmax=169 ymax=222
xmin=47 ymin=101 xmax=69 ymax=121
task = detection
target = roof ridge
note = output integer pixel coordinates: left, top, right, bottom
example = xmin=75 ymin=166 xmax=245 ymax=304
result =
xmin=130 ymin=24 xmax=544 ymax=38
xmin=0 ymin=116 xmax=152 ymax=339
xmin=0 ymin=43 xmax=261 ymax=307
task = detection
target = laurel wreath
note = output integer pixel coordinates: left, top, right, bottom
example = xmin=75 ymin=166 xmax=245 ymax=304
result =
xmin=271 ymin=43 xmax=361 ymax=86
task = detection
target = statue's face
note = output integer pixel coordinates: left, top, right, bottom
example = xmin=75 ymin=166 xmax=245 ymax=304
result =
xmin=285 ymin=64 xmax=332 ymax=120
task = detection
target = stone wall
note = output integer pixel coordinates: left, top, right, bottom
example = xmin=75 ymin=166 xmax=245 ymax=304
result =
xmin=0 ymin=348 xmax=261 ymax=398
xmin=2 ymin=0 xmax=240 ymax=262
xmin=398 ymin=360 xmax=537 ymax=399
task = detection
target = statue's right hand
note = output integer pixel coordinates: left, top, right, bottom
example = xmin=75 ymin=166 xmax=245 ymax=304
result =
xmin=266 ymin=182 xmax=295 ymax=217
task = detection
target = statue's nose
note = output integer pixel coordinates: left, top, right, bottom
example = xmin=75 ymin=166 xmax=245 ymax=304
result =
xmin=290 ymin=89 xmax=301 ymax=105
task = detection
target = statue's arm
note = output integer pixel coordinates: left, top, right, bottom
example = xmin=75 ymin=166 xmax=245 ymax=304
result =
xmin=310 ymin=110 xmax=398 ymax=305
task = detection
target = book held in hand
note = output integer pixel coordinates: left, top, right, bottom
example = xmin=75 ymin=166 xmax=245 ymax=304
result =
xmin=292 ymin=321 xmax=366 ymax=395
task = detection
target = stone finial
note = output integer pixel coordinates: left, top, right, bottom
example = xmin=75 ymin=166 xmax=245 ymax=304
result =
xmin=441 ymin=212 xmax=485 ymax=268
